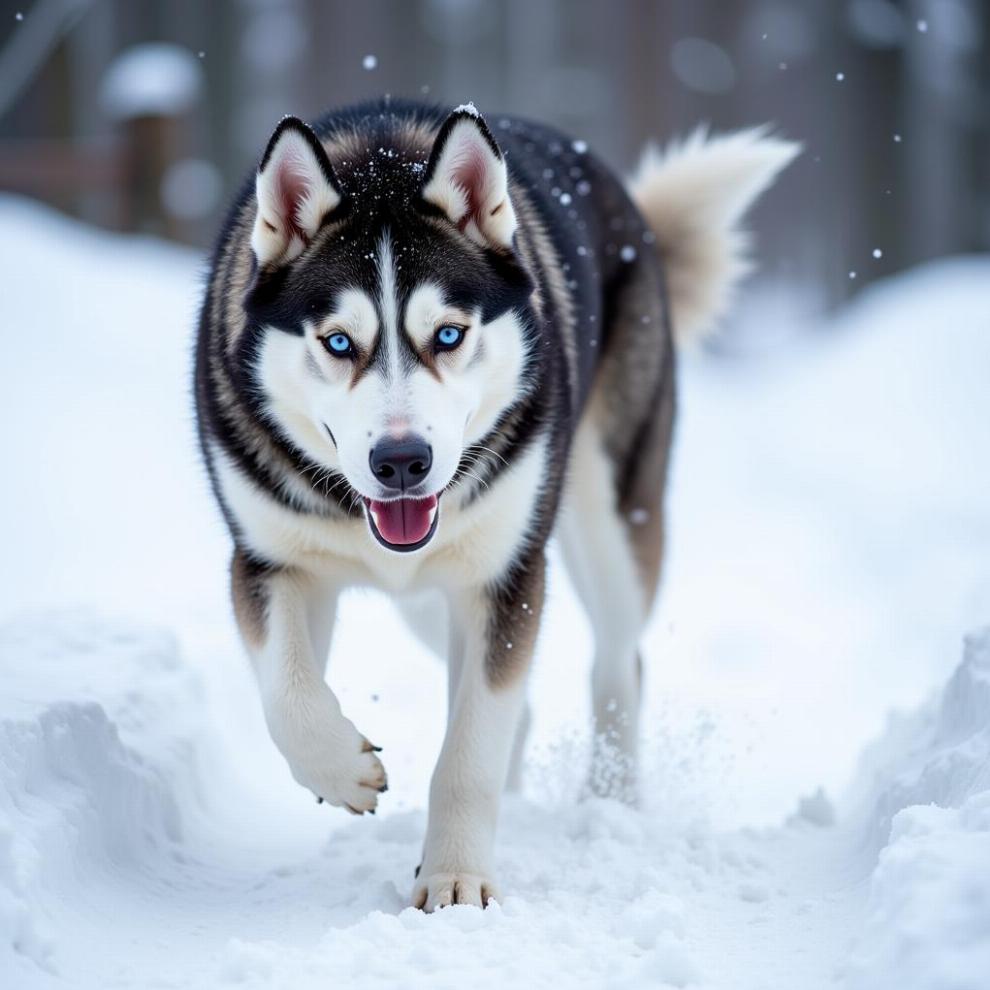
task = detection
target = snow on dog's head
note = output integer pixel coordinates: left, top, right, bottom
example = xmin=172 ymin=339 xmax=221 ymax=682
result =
xmin=242 ymin=110 xmax=535 ymax=552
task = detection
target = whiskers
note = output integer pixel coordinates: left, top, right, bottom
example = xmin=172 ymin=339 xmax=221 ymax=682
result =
xmin=299 ymin=460 xmax=361 ymax=512
xmin=344 ymin=487 xmax=365 ymax=514
xmin=464 ymin=442 xmax=509 ymax=469
xmin=451 ymin=441 xmax=507 ymax=497
xmin=456 ymin=465 xmax=491 ymax=494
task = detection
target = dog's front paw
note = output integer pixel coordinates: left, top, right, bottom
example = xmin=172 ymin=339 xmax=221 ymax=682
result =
xmin=307 ymin=733 xmax=387 ymax=815
xmin=292 ymin=729 xmax=387 ymax=815
xmin=265 ymin=691 xmax=387 ymax=814
xmin=412 ymin=870 xmax=500 ymax=911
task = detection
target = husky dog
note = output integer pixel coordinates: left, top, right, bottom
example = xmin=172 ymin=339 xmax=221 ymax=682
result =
xmin=195 ymin=99 xmax=796 ymax=910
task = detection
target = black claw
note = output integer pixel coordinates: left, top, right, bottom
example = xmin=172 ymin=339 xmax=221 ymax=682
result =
xmin=414 ymin=863 xmax=421 ymax=878
xmin=368 ymin=808 xmax=376 ymax=815
xmin=371 ymin=745 xmax=383 ymax=752
xmin=379 ymin=783 xmax=389 ymax=793
xmin=316 ymin=795 xmax=324 ymax=805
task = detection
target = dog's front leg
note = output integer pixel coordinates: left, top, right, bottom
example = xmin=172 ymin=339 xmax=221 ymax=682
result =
xmin=414 ymin=553 xmax=545 ymax=910
xmin=231 ymin=551 xmax=386 ymax=813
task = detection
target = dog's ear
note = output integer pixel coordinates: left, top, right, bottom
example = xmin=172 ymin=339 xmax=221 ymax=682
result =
xmin=251 ymin=116 xmax=343 ymax=268
xmin=420 ymin=105 xmax=517 ymax=251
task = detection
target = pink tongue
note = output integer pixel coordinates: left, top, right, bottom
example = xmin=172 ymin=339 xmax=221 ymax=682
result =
xmin=368 ymin=495 xmax=438 ymax=545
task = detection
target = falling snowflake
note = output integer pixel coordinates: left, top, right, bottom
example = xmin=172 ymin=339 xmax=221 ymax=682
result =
xmin=872 ymin=248 xmax=883 ymax=259
xmin=620 ymin=245 xmax=637 ymax=263
xmin=917 ymin=19 xmax=928 ymax=33
xmin=362 ymin=54 xmax=378 ymax=71
xmin=572 ymin=139 xmax=588 ymax=154
xmin=835 ymin=72 xmax=845 ymax=81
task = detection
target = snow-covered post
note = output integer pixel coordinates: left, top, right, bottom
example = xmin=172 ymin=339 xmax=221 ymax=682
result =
xmin=99 ymin=43 xmax=204 ymax=239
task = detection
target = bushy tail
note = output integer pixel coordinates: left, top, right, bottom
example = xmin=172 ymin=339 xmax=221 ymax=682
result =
xmin=629 ymin=127 xmax=800 ymax=345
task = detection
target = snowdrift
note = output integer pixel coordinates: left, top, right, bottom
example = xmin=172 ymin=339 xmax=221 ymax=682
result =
xmin=0 ymin=613 xmax=202 ymax=975
xmin=842 ymin=628 xmax=990 ymax=989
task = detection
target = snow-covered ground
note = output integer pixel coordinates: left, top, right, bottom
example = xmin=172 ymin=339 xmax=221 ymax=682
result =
xmin=1 ymin=195 xmax=988 ymax=988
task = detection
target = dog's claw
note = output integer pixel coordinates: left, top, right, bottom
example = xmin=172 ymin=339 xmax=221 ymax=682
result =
xmin=316 ymin=795 xmax=324 ymax=805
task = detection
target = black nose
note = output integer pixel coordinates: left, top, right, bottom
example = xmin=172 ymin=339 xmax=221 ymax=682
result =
xmin=369 ymin=436 xmax=433 ymax=491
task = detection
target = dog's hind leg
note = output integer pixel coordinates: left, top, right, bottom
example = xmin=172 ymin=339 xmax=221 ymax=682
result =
xmin=504 ymin=700 xmax=531 ymax=793
xmin=395 ymin=589 xmax=449 ymax=661
xmin=560 ymin=415 xmax=651 ymax=801
xmin=561 ymin=242 xmax=676 ymax=801
xmin=398 ymin=589 xmax=530 ymax=792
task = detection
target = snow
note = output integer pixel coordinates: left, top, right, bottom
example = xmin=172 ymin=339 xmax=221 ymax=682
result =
xmin=0 ymin=195 xmax=988 ymax=988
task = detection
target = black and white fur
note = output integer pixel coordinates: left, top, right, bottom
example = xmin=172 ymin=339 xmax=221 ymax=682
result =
xmin=195 ymin=99 xmax=797 ymax=910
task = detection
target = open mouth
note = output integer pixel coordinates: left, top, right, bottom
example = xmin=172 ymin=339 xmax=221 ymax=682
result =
xmin=363 ymin=494 xmax=440 ymax=552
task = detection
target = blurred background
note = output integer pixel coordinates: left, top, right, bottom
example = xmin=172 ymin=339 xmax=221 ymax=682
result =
xmin=0 ymin=0 xmax=987 ymax=326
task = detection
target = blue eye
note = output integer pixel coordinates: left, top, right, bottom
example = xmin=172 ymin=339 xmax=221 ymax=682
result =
xmin=324 ymin=332 xmax=353 ymax=356
xmin=435 ymin=325 xmax=464 ymax=350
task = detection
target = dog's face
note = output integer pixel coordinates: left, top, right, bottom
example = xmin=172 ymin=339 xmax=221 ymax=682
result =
xmin=243 ymin=111 xmax=534 ymax=552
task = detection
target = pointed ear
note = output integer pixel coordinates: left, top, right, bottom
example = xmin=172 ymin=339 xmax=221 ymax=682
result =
xmin=420 ymin=106 xmax=517 ymax=251
xmin=251 ymin=116 xmax=343 ymax=268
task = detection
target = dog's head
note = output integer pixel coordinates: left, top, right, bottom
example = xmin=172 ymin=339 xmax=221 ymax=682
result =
xmin=242 ymin=106 xmax=535 ymax=553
